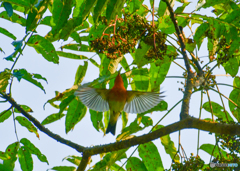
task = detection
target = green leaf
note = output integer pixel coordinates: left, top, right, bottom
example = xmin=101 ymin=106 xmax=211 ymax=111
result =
xmin=3 ymin=142 xmax=19 ymax=171
xmin=61 ymin=44 xmax=90 ymax=51
xmin=0 ymin=11 xmax=26 ymax=26
xmin=0 ymin=27 xmax=16 ymax=40
xmin=26 ymin=0 xmax=49 ymax=32
xmin=138 ymin=142 xmax=164 ymax=171
xmin=50 ymin=166 xmax=76 ymax=171
xmin=153 ymin=125 xmax=180 ymax=162
xmin=106 ymin=0 xmax=125 ymax=22
xmin=0 ymin=69 xmax=11 ymax=92
xmin=121 ymin=111 xmax=128 ymax=130
xmin=74 ymin=61 xmax=88 ymax=85
xmin=222 ymin=58 xmax=239 ymax=77
xmin=18 ymin=146 xmax=33 ymax=171
xmin=129 ymin=0 xmax=144 ymax=13
xmin=93 ymin=0 xmax=109 ymax=23
xmin=0 ymin=151 xmax=10 ymax=160
xmin=149 ymin=62 xmax=170 ymax=91
xmin=120 ymin=57 xmax=130 ymax=72
xmin=194 ymin=22 xmax=209 ymax=49
xmin=175 ymin=2 xmax=190 ymax=13
xmin=90 ymin=109 xmax=103 ymax=132
xmin=14 ymin=104 xmax=33 ymax=113
xmin=57 ymin=51 xmax=88 ymax=60
xmin=59 ymin=94 xmax=76 ymax=115
xmin=65 ymin=98 xmax=87 ymax=133
xmin=228 ymin=37 xmax=240 ymax=55
xmin=51 ymin=0 xmax=73 ymax=36
xmin=126 ymin=157 xmax=148 ymax=171
xmin=203 ymin=101 xmax=234 ymax=122
xmin=158 ymin=0 xmax=167 ymax=17
xmin=77 ymin=0 xmax=97 ymax=23
xmin=141 ymin=116 xmax=153 ymax=127
xmin=3 ymin=2 xmax=13 ymax=17
xmin=15 ymin=116 xmax=39 ymax=138
xmin=200 ymin=143 xmax=229 ymax=160
xmin=12 ymin=40 xmax=23 ymax=52
xmin=233 ymin=76 xmax=240 ymax=89
xmin=27 ymin=35 xmax=59 ymax=64
xmin=1 ymin=0 xmax=30 ymax=7
xmin=13 ymin=69 xmax=46 ymax=93
xmin=20 ymin=138 xmax=49 ymax=164
xmin=0 ymin=110 xmax=12 ymax=123
xmin=41 ymin=113 xmax=65 ymax=125
xmin=134 ymin=42 xmax=151 ymax=68
xmin=229 ymin=89 xmax=240 ymax=122
xmin=158 ymin=15 xmax=175 ymax=34
xmin=62 ymin=155 xmax=82 ymax=166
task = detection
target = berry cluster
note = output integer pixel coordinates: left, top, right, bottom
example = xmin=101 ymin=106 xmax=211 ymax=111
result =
xmin=90 ymin=14 xmax=167 ymax=60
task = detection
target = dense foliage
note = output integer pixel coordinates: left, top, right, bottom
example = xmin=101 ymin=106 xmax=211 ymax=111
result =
xmin=0 ymin=0 xmax=240 ymax=171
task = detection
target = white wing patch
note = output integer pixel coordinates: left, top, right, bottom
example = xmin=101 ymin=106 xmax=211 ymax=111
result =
xmin=124 ymin=92 xmax=163 ymax=113
xmin=74 ymin=87 xmax=109 ymax=112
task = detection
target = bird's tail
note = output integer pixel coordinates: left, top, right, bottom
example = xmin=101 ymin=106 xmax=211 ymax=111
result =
xmin=106 ymin=123 xmax=116 ymax=135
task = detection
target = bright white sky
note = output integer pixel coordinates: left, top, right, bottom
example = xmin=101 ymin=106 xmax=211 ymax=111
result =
xmin=0 ymin=1 xmax=238 ymax=171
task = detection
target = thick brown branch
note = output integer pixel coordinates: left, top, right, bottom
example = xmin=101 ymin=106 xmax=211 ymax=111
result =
xmin=1 ymin=93 xmax=85 ymax=152
xmin=85 ymin=117 xmax=240 ymax=156
xmin=77 ymin=152 xmax=91 ymax=171
xmin=163 ymin=0 xmax=194 ymax=119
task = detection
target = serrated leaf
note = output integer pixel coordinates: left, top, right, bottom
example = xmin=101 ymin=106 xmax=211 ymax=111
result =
xmin=203 ymin=101 xmax=234 ymax=122
xmin=15 ymin=116 xmax=39 ymax=138
xmin=65 ymin=98 xmax=87 ymax=133
xmin=41 ymin=113 xmax=65 ymax=125
xmin=74 ymin=61 xmax=88 ymax=85
xmin=3 ymin=142 xmax=19 ymax=170
xmin=27 ymin=35 xmax=59 ymax=64
xmin=18 ymin=146 xmax=33 ymax=171
xmin=13 ymin=69 xmax=46 ymax=93
xmin=138 ymin=142 xmax=163 ymax=171
xmin=126 ymin=157 xmax=147 ymax=171
xmin=0 ymin=27 xmax=16 ymax=40
xmin=20 ymin=138 xmax=49 ymax=164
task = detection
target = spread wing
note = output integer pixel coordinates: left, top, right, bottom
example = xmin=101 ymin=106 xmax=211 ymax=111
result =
xmin=124 ymin=91 xmax=164 ymax=113
xmin=74 ymin=86 xmax=110 ymax=112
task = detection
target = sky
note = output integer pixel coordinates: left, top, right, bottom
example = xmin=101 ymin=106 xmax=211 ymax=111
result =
xmin=0 ymin=1 xmax=238 ymax=171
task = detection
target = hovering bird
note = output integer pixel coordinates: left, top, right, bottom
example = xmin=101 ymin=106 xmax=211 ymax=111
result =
xmin=74 ymin=70 xmax=164 ymax=135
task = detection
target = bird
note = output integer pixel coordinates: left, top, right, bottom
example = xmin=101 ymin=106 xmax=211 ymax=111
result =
xmin=74 ymin=70 xmax=164 ymax=135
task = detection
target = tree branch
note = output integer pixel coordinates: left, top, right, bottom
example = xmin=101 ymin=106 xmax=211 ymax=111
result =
xmin=3 ymin=92 xmax=240 ymax=171
xmin=163 ymin=0 xmax=194 ymax=119
xmin=1 ymin=92 xmax=85 ymax=152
